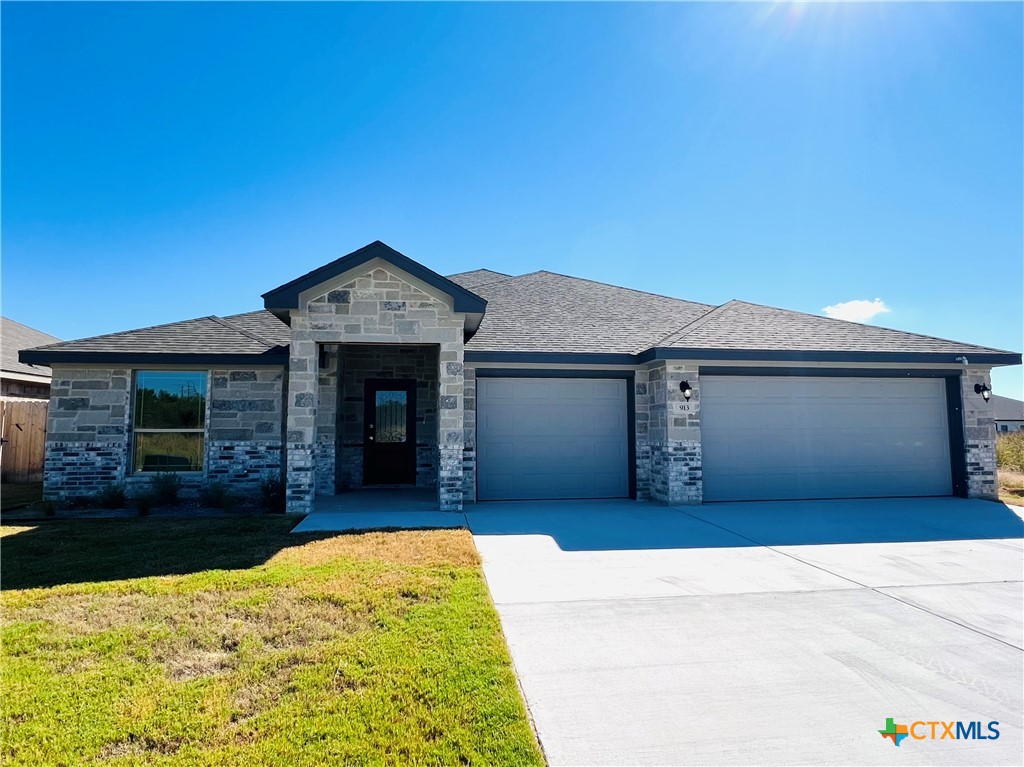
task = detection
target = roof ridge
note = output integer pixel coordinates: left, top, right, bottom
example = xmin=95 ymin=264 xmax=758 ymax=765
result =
xmin=208 ymin=315 xmax=277 ymax=348
xmin=725 ymin=299 xmax=1015 ymax=355
xmin=447 ymin=268 xmax=512 ymax=279
xmin=528 ymin=270 xmax=715 ymax=309
xmin=651 ymin=300 xmax=741 ymax=348
xmin=24 ymin=314 xmax=220 ymax=352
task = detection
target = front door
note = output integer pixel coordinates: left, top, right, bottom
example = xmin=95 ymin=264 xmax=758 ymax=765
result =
xmin=363 ymin=379 xmax=417 ymax=485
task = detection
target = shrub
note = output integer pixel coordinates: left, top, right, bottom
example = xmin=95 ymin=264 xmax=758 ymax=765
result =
xmin=260 ymin=477 xmax=286 ymax=514
xmin=134 ymin=493 xmax=156 ymax=517
xmin=199 ymin=482 xmax=235 ymax=510
xmin=97 ymin=483 xmax=128 ymax=509
xmin=150 ymin=472 xmax=182 ymax=505
xmin=996 ymin=432 xmax=1024 ymax=473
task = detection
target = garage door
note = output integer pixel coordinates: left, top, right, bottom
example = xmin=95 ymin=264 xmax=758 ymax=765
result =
xmin=701 ymin=376 xmax=952 ymax=502
xmin=477 ymin=377 xmax=629 ymax=500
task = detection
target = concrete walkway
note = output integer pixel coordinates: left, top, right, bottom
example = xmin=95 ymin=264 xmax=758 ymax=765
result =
xmin=470 ymin=498 xmax=1024 ymax=766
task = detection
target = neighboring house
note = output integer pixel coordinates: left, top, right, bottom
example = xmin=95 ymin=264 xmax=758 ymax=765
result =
xmin=20 ymin=241 xmax=1022 ymax=512
xmin=2 ymin=317 xmax=60 ymax=482
xmin=992 ymin=395 xmax=1024 ymax=433
xmin=2 ymin=317 xmax=59 ymax=399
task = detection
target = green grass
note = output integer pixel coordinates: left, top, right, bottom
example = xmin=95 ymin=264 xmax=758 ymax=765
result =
xmin=0 ymin=517 xmax=544 ymax=766
xmin=0 ymin=483 xmax=43 ymax=512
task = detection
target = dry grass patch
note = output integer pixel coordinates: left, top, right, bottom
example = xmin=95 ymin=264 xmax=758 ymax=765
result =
xmin=1 ymin=517 xmax=542 ymax=767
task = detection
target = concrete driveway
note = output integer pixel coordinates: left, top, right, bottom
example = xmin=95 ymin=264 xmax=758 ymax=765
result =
xmin=468 ymin=498 xmax=1024 ymax=766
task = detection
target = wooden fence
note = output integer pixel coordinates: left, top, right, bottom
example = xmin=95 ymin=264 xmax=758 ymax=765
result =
xmin=1 ymin=399 xmax=48 ymax=483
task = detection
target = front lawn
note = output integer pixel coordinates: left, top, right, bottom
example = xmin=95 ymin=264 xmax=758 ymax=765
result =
xmin=0 ymin=517 xmax=543 ymax=766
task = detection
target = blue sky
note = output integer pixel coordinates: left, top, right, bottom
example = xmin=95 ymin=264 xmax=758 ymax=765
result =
xmin=2 ymin=2 xmax=1021 ymax=397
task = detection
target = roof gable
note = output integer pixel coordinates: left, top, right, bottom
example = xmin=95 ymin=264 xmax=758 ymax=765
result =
xmin=262 ymin=241 xmax=487 ymax=320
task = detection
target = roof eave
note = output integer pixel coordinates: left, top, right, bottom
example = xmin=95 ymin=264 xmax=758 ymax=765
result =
xmin=19 ymin=350 xmax=290 ymax=367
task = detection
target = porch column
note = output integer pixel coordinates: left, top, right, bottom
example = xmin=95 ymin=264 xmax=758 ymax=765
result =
xmin=286 ymin=322 xmax=318 ymax=514
xmin=437 ymin=339 xmax=465 ymax=511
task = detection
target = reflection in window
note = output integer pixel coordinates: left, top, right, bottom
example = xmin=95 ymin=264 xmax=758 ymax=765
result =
xmin=133 ymin=371 xmax=207 ymax=472
xmin=375 ymin=390 xmax=407 ymax=443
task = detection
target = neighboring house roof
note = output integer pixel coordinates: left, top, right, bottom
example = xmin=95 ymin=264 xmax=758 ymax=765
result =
xmin=992 ymin=394 xmax=1024 ymax=422
xmin=18 ymin=243 xmax=1023 ymax=367
xmin=1 ymin=317 xmax=60 ymax=381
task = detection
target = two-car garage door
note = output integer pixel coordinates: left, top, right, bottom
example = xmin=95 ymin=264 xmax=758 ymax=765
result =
xmin=700 ymin=376 xmax=952 ymax=502
xmin=477 ymin=377 xmax=629 ymax=501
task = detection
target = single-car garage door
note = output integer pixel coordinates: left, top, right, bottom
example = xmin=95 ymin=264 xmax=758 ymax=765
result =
xmin=477 ymin=377 xmax=629 ymax=500
xmin=701 ymin=376 xmax=952 ymax=502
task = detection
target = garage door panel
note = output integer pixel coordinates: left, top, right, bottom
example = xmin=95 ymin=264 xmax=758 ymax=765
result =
xmin=702 ymin=376 xmax=951 ymax=502
xmin=477 ymin=377 xmax=629 ymax=501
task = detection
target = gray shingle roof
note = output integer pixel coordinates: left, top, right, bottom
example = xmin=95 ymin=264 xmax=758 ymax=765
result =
xmin=657 ymin=299 xmax=1012 ymax=356
xmin=2 ymin=317 xmax=61 ymax=379
xmin=447 ymin=269 xmax=513 ymax=289
xmin=992 ymin=395 xmax=1024 ymax=422
xmin=16 ymin=267 xmax=1019 ymax=364
xmin=21 ymin=313 xmax=287 ymax=358
xmin=465 ymin=271 xmax=714 ymax=355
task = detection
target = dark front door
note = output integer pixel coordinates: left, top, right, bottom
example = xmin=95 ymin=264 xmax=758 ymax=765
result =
xmin=363 ymin=379 xmax=417 ymax=485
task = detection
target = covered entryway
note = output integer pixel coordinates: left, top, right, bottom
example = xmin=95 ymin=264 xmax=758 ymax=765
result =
xmin=701 ymin=375 xmax=953 ymax=502
xmin=477 ymin=376 xmax=630 ymax=501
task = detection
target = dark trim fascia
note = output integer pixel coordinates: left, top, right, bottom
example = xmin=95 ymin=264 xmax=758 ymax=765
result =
xmin=262 ymin=240 xmax=487 ymax=315
xmin=467 ymin=349 xmax=1021 ymax=366
xmin=21 ymin=351 xmax=289 ymax=367
xmin=466 ymin=351 xmax=637 ymax=365
xmin=698 ymin=366 xmax=962 ymax=378
xmin=474 ymin=368 xmax=636 ymax=379
xmin=473 ymin=368 xmax=637 ymax=500
xmin=640 ymin=348 xmax=1021 ymax=365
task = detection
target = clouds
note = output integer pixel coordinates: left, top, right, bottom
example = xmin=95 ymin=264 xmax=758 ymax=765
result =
xmin=822 ymin=298 xmax=891 ymax=323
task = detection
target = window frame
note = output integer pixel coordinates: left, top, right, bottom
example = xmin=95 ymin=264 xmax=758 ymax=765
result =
xmin=130 ymin=369 xmax=210 ymax=475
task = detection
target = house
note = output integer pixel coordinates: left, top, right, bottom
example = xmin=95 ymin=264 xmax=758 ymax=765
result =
xmin=992 ymin=395 xmax=1024 ymax=433
xmin=2 ymin=317 xmax=61 ymax=483
xmin=2 ymin=317 xmax=60 ymax=399
xmin=19 ymin=241 xmax=1022 ymax=512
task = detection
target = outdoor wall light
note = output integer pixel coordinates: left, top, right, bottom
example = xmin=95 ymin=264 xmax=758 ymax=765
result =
xmin=974 ymin=382 xmax=992 ymax=402
xmin=680 ymin=381 xmax=693 ymax=401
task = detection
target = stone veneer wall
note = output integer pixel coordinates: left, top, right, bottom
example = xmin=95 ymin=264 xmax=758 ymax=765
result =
xmin=960 ymin=367 xmax=998 ymax=500
xmin=647 ymin=361 xmax=702 ymax=505
xmin=633 ymin=367 xmax=651 ymax=499
xmin=45 ymin=367 xmax=131 ymax=498
xmin=44 ymin=366 xmax=285 ymax=500
xmin=207 ymin=369 xmax=285 ymax=493
xmin=315 ymin=348 xmax=339 ymax=496
xmin=336 ymin=345 xmax=438 ymax=491
xmin=462 ymin=366 xmax=477 ymax=502
xmin=286 ymin=265 xmax=465 ymax=513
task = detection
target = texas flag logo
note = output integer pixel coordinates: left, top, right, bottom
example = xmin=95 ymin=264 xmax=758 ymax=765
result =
xmin=879 ymin=718 xmax=910 ymax=747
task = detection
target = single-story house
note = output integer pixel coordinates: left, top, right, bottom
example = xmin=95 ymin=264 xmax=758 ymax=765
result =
xmin=992 ymin=395 xmax=1024 ymax=433
xmin=20 ymin=241 xmax=1022 ymax=513
xmin=2 ymin=317 xmax=60 ymax=399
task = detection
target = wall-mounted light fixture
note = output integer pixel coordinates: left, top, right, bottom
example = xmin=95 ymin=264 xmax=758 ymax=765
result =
xmin=680 ymin=380 xmax=693 ymax=401
xmin=974 ymin=382 xmax=992 ymax=402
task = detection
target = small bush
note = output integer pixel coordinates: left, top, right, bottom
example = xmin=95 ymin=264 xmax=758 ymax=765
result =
xmin=199 ymin=482 xmax=235 ymax=510
xmin=260 ymin=477 xmax=286 ymax=514
xmin=65 ymin=495 xmax=95 ymax=510
xmin=150 ymin=472 xmax=182 ymax=506
xmin=134 ymin=493 xmax=156 ymax=517
xmin=97 ymin=483 xmax=128 ymax=509
xmin=996 ymin=432 xmax=1024 ymax=473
